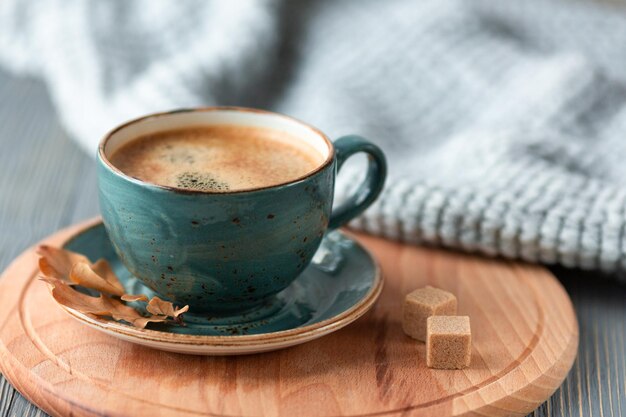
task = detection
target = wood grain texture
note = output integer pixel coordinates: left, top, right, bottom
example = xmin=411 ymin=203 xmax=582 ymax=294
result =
xmin=0 ymin=219 xmax=578 ymax=417
xmin=0 ymin=65 xmax=624 ymax=416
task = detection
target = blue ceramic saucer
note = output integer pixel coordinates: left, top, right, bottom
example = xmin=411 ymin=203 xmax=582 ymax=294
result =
xmin=60 ymin=222 xmax=383 ymax=355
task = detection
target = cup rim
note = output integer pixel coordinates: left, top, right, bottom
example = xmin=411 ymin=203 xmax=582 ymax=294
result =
xmin=98 ymin=106 xmax=335 ymax=195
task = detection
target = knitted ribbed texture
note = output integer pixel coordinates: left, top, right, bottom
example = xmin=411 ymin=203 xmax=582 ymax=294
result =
xmin=1 ymin=0 xmax=626 ymax=278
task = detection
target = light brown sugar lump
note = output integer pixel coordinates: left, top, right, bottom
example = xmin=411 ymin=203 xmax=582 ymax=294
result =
xmin=426 ymin=316 xmax=471 ymax=369
xmin=402 ymin=286 xmax=457 ymax=341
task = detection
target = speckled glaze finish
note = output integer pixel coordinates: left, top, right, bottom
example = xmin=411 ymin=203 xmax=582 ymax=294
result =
xmin=60 ymin=220 xmax=383 ymax=354
xmin=97 ymin=107 xmax=386 ymax=313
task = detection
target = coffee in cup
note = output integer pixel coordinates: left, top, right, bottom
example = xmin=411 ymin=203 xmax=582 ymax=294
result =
xmin=109 ymin=125 xmax=324 ymax=192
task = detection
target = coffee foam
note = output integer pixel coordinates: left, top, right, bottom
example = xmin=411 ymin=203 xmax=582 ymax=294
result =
xmin=109 ymin=125 xmax=325 ymax=191
xmin=176 ymin=171 xmax=230 ymax=191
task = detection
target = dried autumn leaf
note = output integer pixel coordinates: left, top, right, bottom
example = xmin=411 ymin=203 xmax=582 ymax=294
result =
xmin=38 ymin=247 xmax=191 ymax=329
xmin=37 ymin=245 xmax=90 ymax=282
xmin=41 ymin=277 xmax=113 ymax=315
xmin=70 ymin=262 xmax=125 ymax=297
xmin=91 ymin=259 xmax=125 ymax=293
xmin=121 ymin=294 xmax=149 ymax=302
xmin=146 ymin=296 xmax=189 ymax=318
xmin=41 ymin=278 xmax=171 ymax=329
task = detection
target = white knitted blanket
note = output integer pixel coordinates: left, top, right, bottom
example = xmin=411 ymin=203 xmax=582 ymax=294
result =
xmin=2 ymin=0 xmax=626 ymax=276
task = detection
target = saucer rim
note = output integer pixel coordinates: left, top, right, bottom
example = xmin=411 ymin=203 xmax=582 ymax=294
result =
xmin=60 ymin=221 xmax=383 ymax=347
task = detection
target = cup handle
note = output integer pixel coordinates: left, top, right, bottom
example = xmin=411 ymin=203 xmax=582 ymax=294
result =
xmin=328 ymin=135 xmax=387 ymax=230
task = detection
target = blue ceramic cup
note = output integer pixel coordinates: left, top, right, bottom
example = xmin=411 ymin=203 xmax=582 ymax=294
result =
xmin=98 ymin=107 xmax=386 ymax=313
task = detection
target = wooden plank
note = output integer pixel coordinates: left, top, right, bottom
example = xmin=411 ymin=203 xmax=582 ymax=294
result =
xmin=0 ymin=378 xmax=15 ymax=416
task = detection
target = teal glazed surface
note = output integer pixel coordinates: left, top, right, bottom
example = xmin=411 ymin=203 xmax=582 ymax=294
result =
xmin=97 ymin=107 xmax=386 ymax=314
xmin=63 ymin=223 xmax=378 ymax=336
xmin=98 ymin=158 xmax=334 ymax=313
xmin=328 ymin=135 xmax=387 ymax=229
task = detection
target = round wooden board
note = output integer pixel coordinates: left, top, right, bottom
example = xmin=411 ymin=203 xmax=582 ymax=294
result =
xmin=0 ymin=219 xmax=578 ymax=417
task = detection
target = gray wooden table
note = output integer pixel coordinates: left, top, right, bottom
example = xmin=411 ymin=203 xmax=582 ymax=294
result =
xmin=0 ymin=69 xmax=624 ymax=417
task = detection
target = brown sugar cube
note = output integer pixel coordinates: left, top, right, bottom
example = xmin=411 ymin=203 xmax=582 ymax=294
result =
xmin=426 ymin=316 xmax=471 ymax=369
xmin=402 ymin=286 xmax=457 ymax=341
